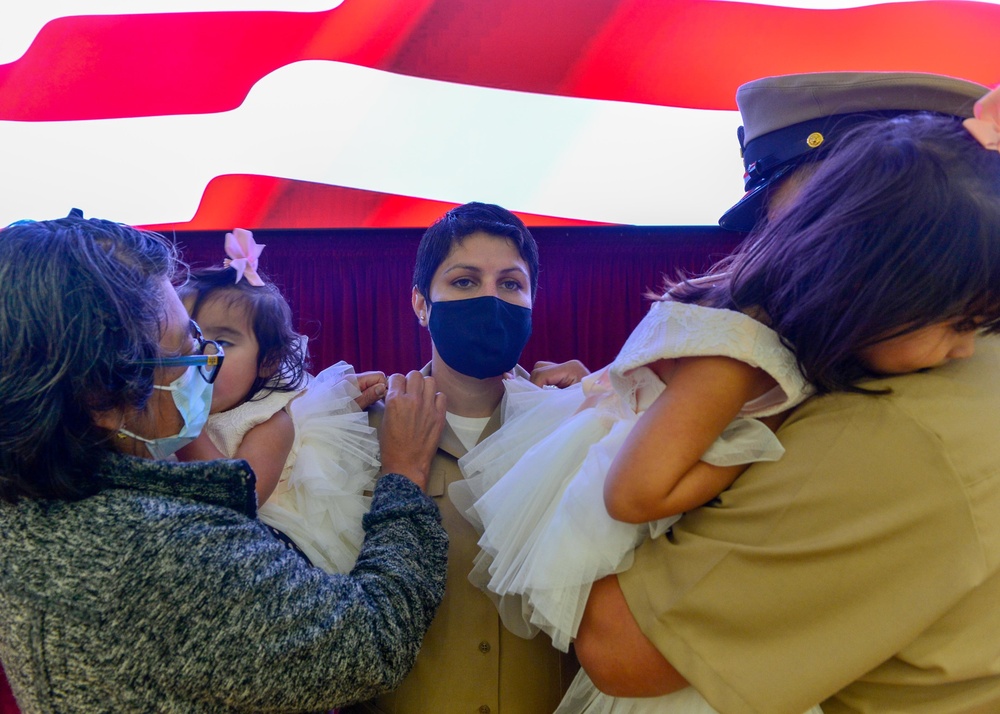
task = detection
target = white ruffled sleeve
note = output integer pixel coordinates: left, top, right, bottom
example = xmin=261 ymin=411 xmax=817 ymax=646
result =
xmin=609 ymin=300 xmax=813 ymax=418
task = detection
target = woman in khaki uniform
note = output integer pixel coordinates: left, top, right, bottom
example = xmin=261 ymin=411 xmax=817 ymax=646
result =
xmin=355 ymin=202 xmax=585 ymax=714
xmin=575 ymin=74 xmax=1000 ymax=713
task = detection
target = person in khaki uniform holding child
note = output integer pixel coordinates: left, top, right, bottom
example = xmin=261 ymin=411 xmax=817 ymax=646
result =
xmin=353 ymin=202 xmax=586 ymax=714
xmin=575 ymin=72 xmax=1000 ymax=713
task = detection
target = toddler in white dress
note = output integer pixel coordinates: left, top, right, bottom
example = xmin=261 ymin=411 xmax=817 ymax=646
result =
xmin=177 ymin=229 xmax=385 ymax=574
xmin=453 ymin=296 xmax=818 ymax=714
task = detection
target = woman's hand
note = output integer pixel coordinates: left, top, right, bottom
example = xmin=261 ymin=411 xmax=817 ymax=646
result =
xmin=379 ymin=372 xmax=447 ymax=491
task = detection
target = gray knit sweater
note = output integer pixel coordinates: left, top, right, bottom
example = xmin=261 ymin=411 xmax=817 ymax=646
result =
xmin=0 ymin=454 xmax=448 ymax=713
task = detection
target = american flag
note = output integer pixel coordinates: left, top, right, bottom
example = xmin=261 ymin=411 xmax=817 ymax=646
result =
xmin=1 ymin=0 xmax=998 ymax=230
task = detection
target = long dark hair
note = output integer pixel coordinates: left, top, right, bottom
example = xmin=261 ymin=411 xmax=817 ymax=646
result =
xmin=669 ymin=113 xmax=1000 ymax=394
xmin=0 ymin=217 xmax=176 ymax=502
xmin=179 ymin=267 xmax=307 ymax=402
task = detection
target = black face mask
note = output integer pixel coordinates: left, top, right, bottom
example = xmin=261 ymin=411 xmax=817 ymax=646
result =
xmin=428 ymin=295 xmax=532 ymax=379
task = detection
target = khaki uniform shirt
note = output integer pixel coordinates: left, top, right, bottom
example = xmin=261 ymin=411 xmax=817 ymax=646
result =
xmin=620 ymin=339 xmax=1000 ymax=714
xmin=356 ymin=366 xmax=573 ymax=714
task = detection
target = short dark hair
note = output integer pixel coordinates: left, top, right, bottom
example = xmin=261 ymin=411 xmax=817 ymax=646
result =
xmin=179 ymin=267 xmax=307 ymax=402
xmin=673 ymin=113 xmax=1000 ymax=393
xmin=412 ymin=202 xmax=540 ymax=300
xmin=0 ymin=216 xmax=176 ymax=502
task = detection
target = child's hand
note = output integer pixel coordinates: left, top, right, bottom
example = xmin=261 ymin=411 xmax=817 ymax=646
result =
xmin=355 ymin=370 xmax=388 ymax=409
xmin=529 ymin=360 xmax=590 ymax=389
xmin=975 ymin=84 xmax=1000 ymax=125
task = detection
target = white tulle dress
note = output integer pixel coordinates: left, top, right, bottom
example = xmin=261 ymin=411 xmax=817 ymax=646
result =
xmin=204 ymin=361 xmax=380 ymax=575
xmin=451 ymin=301 xmax=821 ymax=714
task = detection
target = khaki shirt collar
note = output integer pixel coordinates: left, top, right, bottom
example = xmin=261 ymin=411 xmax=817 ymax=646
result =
xmin=420 ymin=361 xmax=530 ymax=463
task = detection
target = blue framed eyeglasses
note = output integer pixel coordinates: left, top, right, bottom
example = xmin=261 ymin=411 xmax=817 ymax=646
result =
xmin=135 ymin=320 xmax=225 ymax=384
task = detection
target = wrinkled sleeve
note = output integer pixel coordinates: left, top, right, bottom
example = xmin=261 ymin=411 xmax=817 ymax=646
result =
xmin=122 ymin=473 xmax=447 ymax=712
xmin=618 ymin=393 xmax=989 ymax=714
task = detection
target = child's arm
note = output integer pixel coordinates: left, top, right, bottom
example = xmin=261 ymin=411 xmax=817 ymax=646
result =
xmin=234 ymin=410 xmax=295 ymax=504
xmin=603 ymin=355 xmax=777 ymax=524
xmin=175 ymin=431 xmax=225 ymax=463
xmin=175 ymin=412 xmax=295 ymax=505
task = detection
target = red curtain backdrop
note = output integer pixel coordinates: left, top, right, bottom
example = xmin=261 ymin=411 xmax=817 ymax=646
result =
xmin=0 ymin=669 xmax=14 ymax=714
xmin=173 ymin=226 xmax=742 ymax=376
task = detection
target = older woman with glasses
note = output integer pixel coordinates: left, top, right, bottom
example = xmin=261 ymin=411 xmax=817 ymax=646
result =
xmin=0 ymin=215 xmax=449 ymax=713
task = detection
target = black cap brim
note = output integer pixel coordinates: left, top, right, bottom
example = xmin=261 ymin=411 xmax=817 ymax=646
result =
xmin=718 ymin=164 xmax=796 ymax=232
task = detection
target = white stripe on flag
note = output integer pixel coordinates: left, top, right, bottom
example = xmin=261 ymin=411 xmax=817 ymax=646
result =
xmin=0 ymin=61 xmax=746 ymax=226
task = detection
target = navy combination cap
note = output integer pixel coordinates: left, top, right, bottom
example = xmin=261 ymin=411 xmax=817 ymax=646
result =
xmin=718 ymin=71 xmax=989 ymax=232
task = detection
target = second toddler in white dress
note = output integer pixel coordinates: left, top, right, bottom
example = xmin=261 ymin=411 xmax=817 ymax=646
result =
xmin=454 ymin=297 xmax=812 ymax=646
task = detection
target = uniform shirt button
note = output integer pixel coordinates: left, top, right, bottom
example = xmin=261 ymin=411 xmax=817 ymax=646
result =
xmin=479 ymin=707 xmax=491 ymax=714
xmin=478 ymin=641 xmax=491 ymax=654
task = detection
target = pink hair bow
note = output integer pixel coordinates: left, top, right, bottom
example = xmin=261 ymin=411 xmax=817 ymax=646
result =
xmin=223 ymin=228 xmax=265 ymax=286
xmin=964 ymin=85 xmax=1000 ymax=151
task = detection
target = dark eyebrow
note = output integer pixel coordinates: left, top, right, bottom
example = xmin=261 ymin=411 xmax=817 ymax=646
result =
xmin=442 ymin=264 xmax=529 ymax=277
xmin=442 ymin=263 xmax=483 ymax=275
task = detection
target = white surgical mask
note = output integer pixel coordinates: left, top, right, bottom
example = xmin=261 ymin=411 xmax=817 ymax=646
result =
xmin=119 ymin=366 xmax=214 ymax=460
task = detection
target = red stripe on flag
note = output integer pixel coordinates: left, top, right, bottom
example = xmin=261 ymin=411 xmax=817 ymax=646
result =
xmin=140 ymin=175 xmax=610 ymax=231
